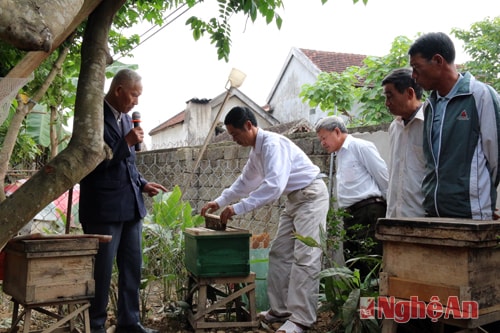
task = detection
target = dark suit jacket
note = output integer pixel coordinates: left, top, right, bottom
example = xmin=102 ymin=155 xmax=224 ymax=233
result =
xmin=79 ymin=102 xmax=147 ymax=223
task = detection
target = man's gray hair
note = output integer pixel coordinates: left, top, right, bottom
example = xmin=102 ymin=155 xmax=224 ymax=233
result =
xmin=315 ymin=116 xmax=348 ymax=133
xmin=111 ymin=68 xmax=142 ymax=87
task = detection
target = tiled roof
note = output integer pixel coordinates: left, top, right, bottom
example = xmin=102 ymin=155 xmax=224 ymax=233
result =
xmin=300 ymin=48 xmax=366 ymax=73
xmin=211 ymin=118 xmax=314 ymax=143
xmin=149 ymin=110 xmax=185 ymax=135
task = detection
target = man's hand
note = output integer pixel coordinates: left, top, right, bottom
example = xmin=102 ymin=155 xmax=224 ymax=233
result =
xmin=125 ymin=126 xmax=144 ymax=147
xmin=201 ymin=201 xmax=219 ymax=216
xmin=143 ymin=182 xmax=167 ymax=197
xmin=220 ymin=205 xmax=235 ymax=224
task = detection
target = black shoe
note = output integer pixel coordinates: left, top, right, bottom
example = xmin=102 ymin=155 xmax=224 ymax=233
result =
xmin=115 ymin=323 xmax=159 ymax=333
xmin=90 ymin=326 xmax=106 ymax=333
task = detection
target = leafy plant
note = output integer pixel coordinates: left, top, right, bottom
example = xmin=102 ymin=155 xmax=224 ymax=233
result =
xmin=318 ymin=261 xmax=381 ymax=333
xmin=299 ymin=35 xmax=414 ymax=127
xmin=0 ymin=102 xmax=41 ymax=168
xmin=343 ymin=223 xmax=379 ymax=265
xmin=452 ymin=16 xmax=500 ymax=92
xmin=140 ymin=185 xmax=204 ymax=318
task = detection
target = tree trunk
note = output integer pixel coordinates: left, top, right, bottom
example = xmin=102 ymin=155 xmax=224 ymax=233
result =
xmin=0 ymin=0 xmax=126 ymax=249
xmin=0 ymin=0 xmax=84 ymax=52
xmin=0 ymin=98 xmax=32 ymax=203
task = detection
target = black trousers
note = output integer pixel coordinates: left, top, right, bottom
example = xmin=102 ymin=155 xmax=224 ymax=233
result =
xmin=82 ymin=219 xmax=143 ymax=328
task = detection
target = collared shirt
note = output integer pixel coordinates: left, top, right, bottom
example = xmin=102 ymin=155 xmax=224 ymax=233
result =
xmin=105 ymin=99 xmax=122 ymax=124
xmin=386 ymin=107 xmax=426 ymax=218
xmin=215 ymin=128 xmax=320 ymax=215
xmin=336 ymin=134 xmax=388 ymax=208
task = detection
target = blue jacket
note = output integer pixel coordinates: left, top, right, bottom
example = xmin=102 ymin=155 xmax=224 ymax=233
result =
xmin=79 ymin=103 xmax=147 ymax=223
xmin=422 ymin=72 xmax=500 ymax=219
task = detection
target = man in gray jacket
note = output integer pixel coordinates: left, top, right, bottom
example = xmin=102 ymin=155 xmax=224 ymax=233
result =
xmin=409 ymin=32 xmax=500 ymax=220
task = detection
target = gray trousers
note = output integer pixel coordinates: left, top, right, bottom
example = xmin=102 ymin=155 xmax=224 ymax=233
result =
xmin=267 ymin=178 xmax=329 ymax=327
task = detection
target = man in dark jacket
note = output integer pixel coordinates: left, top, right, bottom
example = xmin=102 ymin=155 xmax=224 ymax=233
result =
xmin=80 ymin=69 xmax=166 ymax=333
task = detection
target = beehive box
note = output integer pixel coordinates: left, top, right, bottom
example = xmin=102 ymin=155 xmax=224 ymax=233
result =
xmin=3 ymin=235 xmax=99 ymax=305
xmin=376 ymin=217 xmax=500 ymax=315
xmin=184 ymin=226 xmax=250 ymax=277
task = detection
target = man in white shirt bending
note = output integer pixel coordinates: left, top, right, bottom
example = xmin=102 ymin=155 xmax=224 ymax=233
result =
xmin=201 ymin=106 xmax=329 ymax=333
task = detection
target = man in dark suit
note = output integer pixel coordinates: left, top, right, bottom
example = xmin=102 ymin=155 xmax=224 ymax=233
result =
xmin=79 ymin=69 xmax=167 ymax=333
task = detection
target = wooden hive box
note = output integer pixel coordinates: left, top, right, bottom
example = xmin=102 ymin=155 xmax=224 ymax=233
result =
xmin=184 ymin=227 xmax=251 ymax=277
xmin=3 ymin=235 xmax=99 ymax=305
xmin=376 ymin=217 xmax=500 ymax=316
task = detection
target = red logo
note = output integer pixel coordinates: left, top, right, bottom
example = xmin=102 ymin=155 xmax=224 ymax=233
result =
xmin=457 ymin=110 xmax=470 ymax=120
xmin=360 ymin=297 xmax=375 ymax=319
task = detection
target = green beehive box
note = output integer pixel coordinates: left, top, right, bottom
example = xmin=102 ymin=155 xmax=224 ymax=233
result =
xmin=184 ymin=226 xmax=251 ymax=277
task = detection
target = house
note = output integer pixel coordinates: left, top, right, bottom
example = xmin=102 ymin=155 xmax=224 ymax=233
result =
xmin=148 ymin=88 xmax=279 ymax=150
xmin=149 ymin=47 xmax=366 ymax=149
xmin=265 ymin=47 xmax=365 ymax=125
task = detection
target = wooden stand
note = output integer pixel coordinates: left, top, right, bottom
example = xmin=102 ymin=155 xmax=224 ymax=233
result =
xmin=9 ymin=298 xmax=91 ymax=333
xmin=376 ymin=217 xmax=500 ymax=333
xmin=185 ymin=272 xmax=259 ymax=332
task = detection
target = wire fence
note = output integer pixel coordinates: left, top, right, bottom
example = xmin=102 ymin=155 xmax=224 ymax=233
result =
xmin=5 ymin=163 xmax=82 ymax=236
xmin=5 ymin=132 xmax=332 ymax=243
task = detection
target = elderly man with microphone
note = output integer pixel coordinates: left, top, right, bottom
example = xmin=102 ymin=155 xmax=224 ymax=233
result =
xmin=80 ymin=69 xmax=167 ymax=333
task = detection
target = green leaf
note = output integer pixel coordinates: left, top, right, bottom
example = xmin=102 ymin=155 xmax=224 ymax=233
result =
xmin=293 ymin=232 xmax=320 ymax=248
xmin=25 ymin=104 xmax=51 ymax=147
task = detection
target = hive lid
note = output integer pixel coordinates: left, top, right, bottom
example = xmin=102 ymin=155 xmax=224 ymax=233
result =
xmin=184 ymin=226 xmax=250 ymax=236
xmin=5 ymin=234 xmax=102 ymax=253
xmin=376 ymin=217 xmax=500 ymax=247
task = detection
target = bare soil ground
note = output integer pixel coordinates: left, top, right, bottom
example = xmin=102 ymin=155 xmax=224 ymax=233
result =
xmin=140 ymin=310 xmax=335 ymax=333
xmin=0 ymin=289 xmax=335 ymax=333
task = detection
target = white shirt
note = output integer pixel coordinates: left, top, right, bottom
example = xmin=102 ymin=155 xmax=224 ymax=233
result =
xmin=215 ymin=128 xmax=320 ymax=215
xmin=386 ymin=108 xmax=426 ymax=218
xmin=105 ymin=99 xmax=122 ymax=124
xmin=336 ymin=134 xmax=388 ymax=208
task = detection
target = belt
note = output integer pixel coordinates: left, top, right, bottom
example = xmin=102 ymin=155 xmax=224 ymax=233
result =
xmin=290 ymin=173 xmax=328 ymax=198
xmin=345 ymin=196 xmax=386 ymax=214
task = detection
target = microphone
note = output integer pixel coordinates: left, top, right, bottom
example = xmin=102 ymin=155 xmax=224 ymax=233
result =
xmin=132 ymin=111 xmax=142 ymax=151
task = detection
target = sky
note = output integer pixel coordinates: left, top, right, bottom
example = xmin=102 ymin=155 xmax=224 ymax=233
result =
xmin=116 ymin=0 xmax=497 ymax=147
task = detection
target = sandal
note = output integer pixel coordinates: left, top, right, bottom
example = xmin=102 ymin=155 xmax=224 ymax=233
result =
xmin=276 ymin=320 xmax=304 ymax=333
xmin=258 ymin=309 xmax=290 ymax=323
